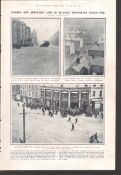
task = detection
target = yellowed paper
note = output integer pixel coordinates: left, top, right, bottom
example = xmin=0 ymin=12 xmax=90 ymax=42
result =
xmin=1 ymin=0 xmax=116 ymax=170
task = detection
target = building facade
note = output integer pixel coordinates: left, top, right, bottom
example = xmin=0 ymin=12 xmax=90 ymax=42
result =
xmin=50 ymin=31 xmax=59 ymax=46
xmin=65 ymin=31 xmax=83 ymax=56
xmin=88 ymin=44 xmax=104 ymax=75
xmin=12 ymin=19 xmax=38 ymax=48
xmin=12 ymin=85 xmax=20 ymax=100
xmin=90 ymin=84 xmax=104 ymax=112
xmin=12 ymin=19 xmax=21 ymax=48
xmin=31 ymin=30 xmax=38 ymax=46
xmin=14 ymin=84 xmax=104 ymax=113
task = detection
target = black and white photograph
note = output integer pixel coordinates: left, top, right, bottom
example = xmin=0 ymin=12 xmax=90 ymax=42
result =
xmin=12 ymin=84 xmax=104 ymax=144
xmin=64 ymin=18 xmax=105 ymax=75
xmin=12 ymin=18 xmax=60 ymax=75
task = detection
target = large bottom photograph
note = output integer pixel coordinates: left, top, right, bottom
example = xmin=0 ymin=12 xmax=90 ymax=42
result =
xmin=11 ymin=83 xmax=104 ymax=144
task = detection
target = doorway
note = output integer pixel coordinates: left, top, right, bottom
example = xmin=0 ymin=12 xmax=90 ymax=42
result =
xmin=70 ymin=102 xmax=79 ymax=108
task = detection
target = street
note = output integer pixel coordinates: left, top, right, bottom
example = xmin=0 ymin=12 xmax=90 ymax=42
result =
xmin=12 ymin=46 xmax=59 ymax=75
xmin=12 ymin=100 xmax=104 ymax=144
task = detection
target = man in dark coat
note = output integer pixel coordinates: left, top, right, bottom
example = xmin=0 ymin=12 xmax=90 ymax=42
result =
xmin=89 ymin=132 xmax=99 ymax=143
xmin=71 ymin=123 xmax=75 ymax=131
xmin=67 ymin=117 xmax=71 ymax=123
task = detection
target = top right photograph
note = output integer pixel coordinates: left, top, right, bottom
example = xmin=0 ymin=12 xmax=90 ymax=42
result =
xmin=64 ymin=18 xmax=105 ymax=76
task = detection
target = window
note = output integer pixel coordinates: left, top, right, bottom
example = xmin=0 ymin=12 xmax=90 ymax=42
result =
xmin=99 ymin=90 xmax=102 ymax=97
xmin=41 ymin=91 xmax=44 ymax=98
xmin=45 ymin=90 xmax=51 ymax=98
xmin=75 ymin=85 xmax=79 ymax=88
xmin=61 ymin=92 xmax=68 ymax=100
xmin=36 ymin=92 xmax=37 ymax=98
xmin=92 ymin=54 xmax=95 ymax=59
xmin=53 ymin=91 xmax=59 ymax=99
xmin=93 ymin=91 xmax=95 ymax=97
xmin=71 ymin=92 xmax=79 ymax=98
xmin=81 ymin=91 xmax=89 ymax=102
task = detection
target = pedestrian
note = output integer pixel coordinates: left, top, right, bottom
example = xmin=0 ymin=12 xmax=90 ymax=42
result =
xmin=17 ymin=102 xmax=19 ymax=107
xmin=42 ymin=107 xmax=45 ymax=115
xmin=71 ymin=123 xmax=75 ymax=131
xmin=67 ymin=117 xmax=71 ymax=123
xmin=75 ymin=118 xmax=78 ymax=124
xmin=49 ymin=109 xmax=54 ymax=118
xmin=101 ymin=112 xmax=103 ymax=119
xmin=89 ymin=134 xmax=94 ymax=143
xmin=93 ymin=132 xmax=99 ymax=143
xmin=89 ymin=132 xmax=99 ymax=143
xmin=51 ymin=111 xmax=54 ymax=118
xmin=72 ymin=109 xmax=75 ymax=117
xmin=95 ymin=111 xmax=97 ymax=118
xmin=55 ymin=109 xmax=58 ymax=115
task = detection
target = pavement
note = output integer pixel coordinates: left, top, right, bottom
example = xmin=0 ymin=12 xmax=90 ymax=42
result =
xmin=12 ymin=100 xmax=104 ymax=144
xmin=12 ymin=46 xmax=59 ymax=75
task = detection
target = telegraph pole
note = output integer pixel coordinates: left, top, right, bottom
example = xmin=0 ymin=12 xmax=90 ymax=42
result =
xmin=22 ymin=103 xmax=26 ymax=143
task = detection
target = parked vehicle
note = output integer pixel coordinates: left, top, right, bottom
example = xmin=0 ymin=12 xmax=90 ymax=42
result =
xmin=40 ymin=41 xmax=50 ymax=47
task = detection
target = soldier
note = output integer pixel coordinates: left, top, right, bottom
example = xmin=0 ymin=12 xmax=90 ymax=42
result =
xmin=67 ymin=117 xmax=71 ymax=123
xmin=42 ymin=107 xmax=45 ymax=115
xmin=75 ymin=118 xmax=78 ymax=124
xmin=71 ymin=123 xmax=75 ymax=131
xmin=49 ymin=109 xmax=54 ymax=117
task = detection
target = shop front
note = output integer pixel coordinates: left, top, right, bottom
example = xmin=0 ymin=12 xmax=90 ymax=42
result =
xmin=80 ymin=91 xmax=90 ymax=113
xmin=45 ymin=99 xmax=51 ymax=107
xmin=45 ymin=89 xmax=51 ymax=107
xmin=70 ymin=91 xmax=79 ymax=108
xmin=91 ymin=98 xmax=103 ymax=111
xmin=60 ymin=91 xmax=68 ymax=109
xmin=52 ymin=91 xmax=59 ymax=110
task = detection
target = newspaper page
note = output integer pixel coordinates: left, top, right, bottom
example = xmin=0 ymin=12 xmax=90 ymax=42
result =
xmin=1 ymin=0 xmax=116 ymax=170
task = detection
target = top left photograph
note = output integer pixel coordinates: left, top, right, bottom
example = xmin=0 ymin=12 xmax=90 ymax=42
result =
xmin=11 ymin=18 xmax=60 ymax=76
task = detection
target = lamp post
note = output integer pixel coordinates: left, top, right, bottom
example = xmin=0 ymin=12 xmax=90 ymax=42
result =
xmin=22 ymin=103 xmax=26 ymax=143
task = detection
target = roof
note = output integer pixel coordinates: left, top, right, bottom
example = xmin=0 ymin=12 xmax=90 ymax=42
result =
xmin=72 ymin=56 xmax=91 ymax=72
xmin=65 ymin=33 xmax=82 ymax=41
xmin=72 ymin=55 xmax=104 ymax=72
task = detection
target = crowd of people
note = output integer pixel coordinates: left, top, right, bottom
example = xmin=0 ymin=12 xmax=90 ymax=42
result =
xmin=17 ymin=100 xmax=103 ymax=119
xmin=60 ymin=106 xmax=103 ymax=119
